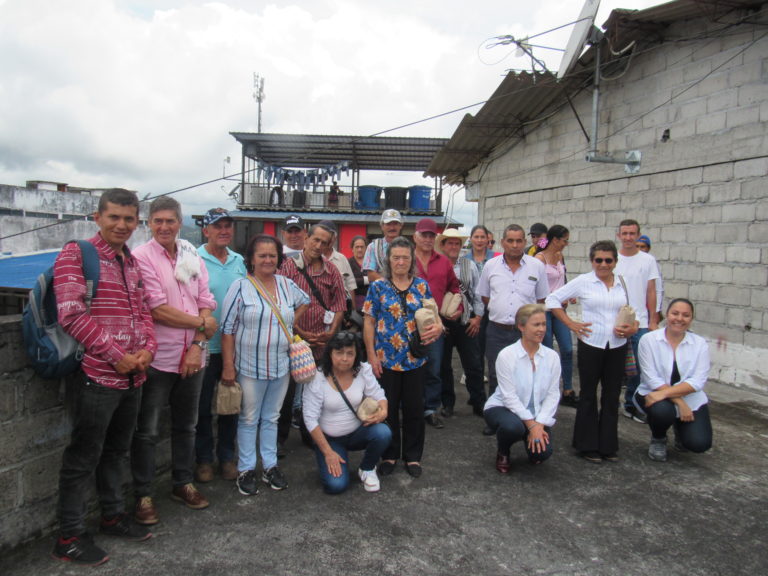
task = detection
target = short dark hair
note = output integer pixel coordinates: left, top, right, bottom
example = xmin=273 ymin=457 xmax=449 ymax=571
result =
xmin=245 ymin=234 xmax=284 ymax=273
xmin=98 ymin=188 xmax=139 ymax=215
xmin=308 ymin=222 xmax=335 ymax=239
xmin=470 ymin=224 xmax=489 ymax=237
xmin=350 ymin=235 xmax=367 ymax=249
xmin=148 ymin=196 xmax=182 ymax=221
xmin=381 ymin=236 xmax=416 ymax=279
xmin=503 ymin=224 xmax=525 ymax=239
xmin=619 ymin=219 xmax=640 ymax=232
xmin=667 ymin=298 xmax=695 ymax=317
xmin=320 ymin=331 xmax=363 ymax=376
xmin=589 ymin=240 xmax=618 ymax=261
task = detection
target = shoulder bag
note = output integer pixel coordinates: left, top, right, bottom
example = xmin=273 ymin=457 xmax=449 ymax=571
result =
xmin=330 ymin=372 xmax=381 ymax=421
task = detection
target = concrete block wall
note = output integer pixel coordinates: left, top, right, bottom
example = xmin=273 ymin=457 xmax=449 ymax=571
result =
xmin=0 ymin=317 xmax=171 ymax=552
xmin=475 ymin=11 xmax=768 ymax=394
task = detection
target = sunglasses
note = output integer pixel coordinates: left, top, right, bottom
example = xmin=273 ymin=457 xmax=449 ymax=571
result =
xmin=593 ymin=258 xmax=615 ymax=264
xmin=334 ymin=331 xmax=358 ymax=345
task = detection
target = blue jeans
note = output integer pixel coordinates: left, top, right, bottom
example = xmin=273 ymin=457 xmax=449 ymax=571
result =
xmin=313 ymin=423 xmax=392 ymax=494
xmin=58 ymin=379 xmax=141 ymax=536
xmin=440 ymin=319 xmax=485 ymax=410
xmin=485 ymin=322 xmax=521 ymax=397
xmin=196 ymin=354 xmax=238 ymax=464
xmin=238 ymin=373 xmax=290 ymax=472
xmin=132 ymin=367 xmax=204 ymax=495
xmin=543 ymin=311 xmax=574 ymax=392
xmin=624 ymin=328 xmax=649 ymax=409
xmin=423 ymin=334 xmax=445 ymax=415
xmin=483 ymin=406 xmax=553 ymax=463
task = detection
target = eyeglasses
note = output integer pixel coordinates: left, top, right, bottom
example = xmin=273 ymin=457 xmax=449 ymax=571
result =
xmin=593 ymin=258 xmax=615 ymax=264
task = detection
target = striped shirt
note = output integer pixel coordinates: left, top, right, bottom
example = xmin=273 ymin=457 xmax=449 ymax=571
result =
xmin=545 ymin=271 xmax=630 ymax=350
xmin=53 ymin=233 xmax=157 ymax=389
xmin=279 ymin=253 xmax=347 ymax=337
xmin=220 ymin=275 xmax=310 ymax=380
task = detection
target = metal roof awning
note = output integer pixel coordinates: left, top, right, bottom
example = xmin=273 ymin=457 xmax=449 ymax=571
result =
xmin=0 ymin=251 xmax=58 ymax=291
xmin=224 ymin=210 xmax=463 ymax=227
xmin=230 ymin=132 xmax=450 ymax=173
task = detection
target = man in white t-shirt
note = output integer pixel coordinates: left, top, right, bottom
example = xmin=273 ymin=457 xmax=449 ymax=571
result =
xmin=615 ymin=219 xmax=660 ymax=423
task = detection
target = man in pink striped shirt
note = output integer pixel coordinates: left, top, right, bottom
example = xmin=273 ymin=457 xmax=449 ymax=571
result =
xmin=131 ymin=197 xmax=217 ymax=524
xmin=52 ymin=189 xmax=157 ymax=566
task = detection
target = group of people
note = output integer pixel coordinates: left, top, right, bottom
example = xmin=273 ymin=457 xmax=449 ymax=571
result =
xmin=50 ymin=190 xmax=713 ymax=567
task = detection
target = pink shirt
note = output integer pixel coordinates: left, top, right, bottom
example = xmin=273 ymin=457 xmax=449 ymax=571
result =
xmin=133 ymin=238 xmax=216 ymax=373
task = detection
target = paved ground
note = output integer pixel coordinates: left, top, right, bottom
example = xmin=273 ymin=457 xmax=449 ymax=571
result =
xmin=2 ymin=372 xmax=767 ymax=576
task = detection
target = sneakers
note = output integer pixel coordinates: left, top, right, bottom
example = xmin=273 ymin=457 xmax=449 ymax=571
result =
xmin=134 ymin=496 xmax=159 ymax=526
xmin=171 ymin=483 xmax=209 ymax=509
xmin=358 ymin=468 xmax=381 ymax=492
xmin=425 ymin=414 xmax=444 ymax=429
xmin=195 ymin=463 xmax=215 ymax=483
xmin=100 ymin=513 xmax=152 ymax=541
xmin=262 ymin=466 xmax=288 ymax=491
xmin=648 ymin=437 xmax=668 ymax=462
xmin=221 ymin=460 xmax=238 ymax=481
xmin=560 ymin=393 xmax=580 ymax=408
xmin=237 ymin=470 xmax=259 ymax=496
xmin=52 ymin=534 xmax=109 ymax=566
xmin=291 ymin=408 xmax=301 ymax=429
xmin=622 ymin=406 xmax=647 ymax=424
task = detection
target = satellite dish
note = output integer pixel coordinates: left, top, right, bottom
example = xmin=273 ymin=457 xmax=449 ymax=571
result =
xmin=557 ymin=0 xmax=601 ymax=80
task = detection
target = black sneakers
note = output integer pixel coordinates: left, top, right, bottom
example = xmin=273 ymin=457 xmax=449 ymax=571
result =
xmin=262 ymin=466 xmax=288 ymax=490
xmin=100 ymin=513 xmax=153 ymax=541
xmin=52 ymin=533 xmax=109 ymax=566
xmin=237 ymin=470 xmax=260 ymax=496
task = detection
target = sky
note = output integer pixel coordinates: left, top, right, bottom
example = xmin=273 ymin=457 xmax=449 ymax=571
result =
xmin=0 ymin=0 xmax=661 ymax=229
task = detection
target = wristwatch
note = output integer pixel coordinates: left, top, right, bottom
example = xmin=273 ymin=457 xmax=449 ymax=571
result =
xmin=191 ymin=340 xmax=208 ymax=351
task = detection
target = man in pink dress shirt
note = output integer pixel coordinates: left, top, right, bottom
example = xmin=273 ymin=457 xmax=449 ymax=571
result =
xmin=130 ymin=197 xmax=217 ymax=524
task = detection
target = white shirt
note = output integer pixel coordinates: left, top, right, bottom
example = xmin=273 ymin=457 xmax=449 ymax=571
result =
xmin=327 ymin=249 xmax=357 ymax=297
xmin=615 ymin=251 xmax=660 ymax=328
xmin=484 ymin=340 xmax=561 ymax=427
xmin=637 ymin=328 xmax=709 ymax=412
xmin=546 ymin=271 xmax=629 ymax=350
xmin=302 ymin=363 xmax=386 ymax=437
xmin=477 ymin=254 xmax=548 ymax=325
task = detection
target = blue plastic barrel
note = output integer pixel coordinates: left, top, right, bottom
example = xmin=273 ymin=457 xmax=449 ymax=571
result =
xmin=409 ymin=186 xmax=431 ymax=210
xmin=358 ymin=186 xmax=382 ymax=208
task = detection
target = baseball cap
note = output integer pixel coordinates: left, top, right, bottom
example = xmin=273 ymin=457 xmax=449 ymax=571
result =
xmin=284 ymin=214 xmax=304 ymax=230
xmin=317 ymin=219 xmax=337 ymax=233
xmin=415 ymin=218 xmax=438 ymax=234
xmin=380 ymin=209 xmax=402 ymax=224
xmin=203 ymin=208 xmax=233 ymax=227
xmin=529 ymin=222 xmax=548 ymax=236
xmin=638 ymin=234 xmax=651 ymax=247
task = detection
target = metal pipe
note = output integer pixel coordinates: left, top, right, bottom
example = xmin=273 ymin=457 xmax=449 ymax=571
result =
xmin=590 ymin=43 xmax=600 ymax=158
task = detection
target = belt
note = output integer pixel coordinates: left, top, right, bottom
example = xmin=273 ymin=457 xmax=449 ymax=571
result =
xmin=490 ymin=321 xmax=518 ymax=332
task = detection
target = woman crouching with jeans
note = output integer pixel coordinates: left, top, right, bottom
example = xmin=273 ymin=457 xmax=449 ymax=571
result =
xmin=303 ymin=331 xmax=391 ymax=494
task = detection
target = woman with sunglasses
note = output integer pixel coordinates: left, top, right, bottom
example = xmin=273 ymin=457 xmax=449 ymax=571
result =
xmin=363 ymin=236 xmax=441 ymax=478
xmin=302 ymin=332 xmax=390 ymax=493
xmin=545 ymin=240 xmax=638 ymax=463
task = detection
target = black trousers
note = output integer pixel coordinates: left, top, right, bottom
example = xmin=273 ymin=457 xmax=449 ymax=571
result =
xmin=635 ymin=394 xmax=713 ymax=452
xmin=573 ymin=341 xmax=626 ymax=455
xmin=380 ymin=366 xmax=426 ymax=462
xmin=440 ymin=318 xmax=485 ymax=410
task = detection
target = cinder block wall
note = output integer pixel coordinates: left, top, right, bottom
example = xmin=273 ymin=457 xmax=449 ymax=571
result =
xmin=0 ymin=316 xmax=171 ymax=552
xmin=475 ymin=13 xmax=768 ymax=393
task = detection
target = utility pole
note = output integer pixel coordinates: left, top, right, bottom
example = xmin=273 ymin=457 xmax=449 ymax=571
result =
xmin=253 ymin=73 xmax=265 ymax=133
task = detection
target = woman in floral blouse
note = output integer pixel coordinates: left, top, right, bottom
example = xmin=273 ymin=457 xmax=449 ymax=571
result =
xmin=363 ymin=236 xmax=441 ymax=478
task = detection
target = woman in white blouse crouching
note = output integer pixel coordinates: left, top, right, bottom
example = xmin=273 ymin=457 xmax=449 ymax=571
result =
xmin=635 ymin=298 xmax=712 ymax=462
xmin=303 ymin=331 xmax=390 ymax=494
xmin=483 ymin=304 xmax=561 ymax=474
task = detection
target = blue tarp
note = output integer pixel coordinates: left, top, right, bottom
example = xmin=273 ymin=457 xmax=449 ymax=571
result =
xmin=0 ymin=251 xmax=59 ymax=290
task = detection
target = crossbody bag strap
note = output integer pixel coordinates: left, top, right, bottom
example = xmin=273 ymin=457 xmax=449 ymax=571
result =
xmin=617 ymin=275 xmax=630 ymax=306
xmin=297 ymin=263 xmax=330 ymax=310
xmin=247 ymin=275 xmax=292 ymax=341
xmin=330 ymin=372 xmax=361 ymax=421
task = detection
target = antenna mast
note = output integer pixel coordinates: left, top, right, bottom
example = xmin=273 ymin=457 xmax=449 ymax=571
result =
xmin=253 ymin=73 xmax=265 ymax=133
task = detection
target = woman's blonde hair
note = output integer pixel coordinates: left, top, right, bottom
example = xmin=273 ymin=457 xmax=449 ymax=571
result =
xmin=516 ymin=303 xmax=546 ymax=328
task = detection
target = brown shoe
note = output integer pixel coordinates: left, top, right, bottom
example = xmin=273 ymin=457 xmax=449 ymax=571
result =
xmin=171 ymin=483 xmax=209 ymax=510
xmin=220 ymin=461 xmax=238 ymax=481
xmin=195 ymin=463 xmax=214 ymax=483
xmin=495 ymin=452 xmax=511 ymax=474
xmin=134 ymin=496 xmax=159 ymax=525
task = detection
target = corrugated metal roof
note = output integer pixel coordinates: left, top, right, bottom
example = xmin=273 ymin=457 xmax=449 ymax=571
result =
xmin=0 ymin=251 xmax=58 ymax=291
xmin=224 ymin=210 xmax=463 ymax=227
xmin=427 ymin=0 xmax=768 ymax=184
xmin=230 ymin=132 xmax=450 ymax=173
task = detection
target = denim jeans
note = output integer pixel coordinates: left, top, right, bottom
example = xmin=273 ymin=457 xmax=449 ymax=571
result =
xmin=485 ymin=322 xmax=521 ymax=397
xmin=624 ymin=328 xmax=649 ymax=409
xmin=543 ymin=311 xmax=574 ymax=392
xmin=238 ymin=372 xmax=290 ymax=472
xmin=635 ymin=393 xmax=713 ymax=452
xmin=131 ymin=367 xmax=204 ymax=496
xmin=483 ymin=406 xmax=553 ymax=463
xmin=313 ymin=423 xmax=392 ymax=494
xmin=195 ymin=354 xmax=238 ymax=465
xmin=423 ymin=333 xmax=445 ymax=415
xmin=440 ymin=319 xmax=485 ymax=410
xmin=58 ymin=379 xmax=141 ymax=536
